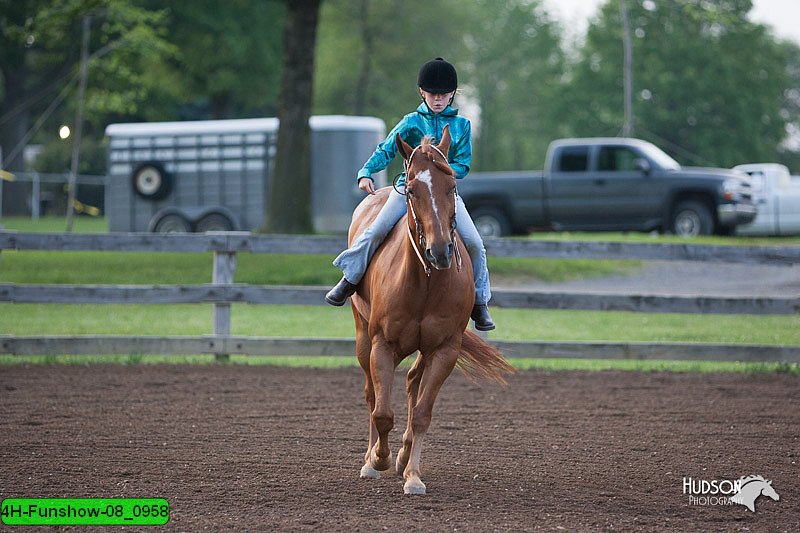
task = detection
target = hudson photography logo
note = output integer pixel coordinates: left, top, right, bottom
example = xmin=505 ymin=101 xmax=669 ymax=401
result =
xmin=682 ymin=475 xmax=780 ymax=512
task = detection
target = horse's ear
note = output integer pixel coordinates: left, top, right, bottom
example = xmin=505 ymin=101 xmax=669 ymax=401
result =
xmin=437 ymin=124 xmax=451 ymax=158
xmin=396 ymin=134 xmax=413 ymax=161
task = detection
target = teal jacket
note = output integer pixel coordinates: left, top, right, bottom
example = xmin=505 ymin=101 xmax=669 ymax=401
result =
xmin=358 ymin=103 xmax=472 ymax=186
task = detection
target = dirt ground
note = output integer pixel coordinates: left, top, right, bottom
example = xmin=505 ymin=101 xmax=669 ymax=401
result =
xmin=1 ymin=364 xmax=798 ymax=532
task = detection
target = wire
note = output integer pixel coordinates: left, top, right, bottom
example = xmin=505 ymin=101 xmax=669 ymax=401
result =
xmin=1 ymin=74 xmax=79 ymax=168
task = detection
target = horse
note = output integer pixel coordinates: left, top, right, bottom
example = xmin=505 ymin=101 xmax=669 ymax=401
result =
xmin=347 ymin=124 xmax=514 ymax=495
xmin=729 ymin=475 xmax=780 ymax=512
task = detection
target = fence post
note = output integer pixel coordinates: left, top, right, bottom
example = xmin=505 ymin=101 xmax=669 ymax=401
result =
xmin=212 ymin=249 xmax=237 ymax=362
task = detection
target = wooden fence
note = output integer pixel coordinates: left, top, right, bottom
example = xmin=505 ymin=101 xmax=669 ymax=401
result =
xmin=1 ymin=230 xmax=799 ymax=362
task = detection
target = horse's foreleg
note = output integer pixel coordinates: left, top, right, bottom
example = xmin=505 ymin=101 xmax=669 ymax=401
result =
xmin=397 ymin=352 xmax=424 ymax=474
xmin=403 ymin=346 xmax=459 ymax=495
xmin=368 ymin=338 xmax=396 ymax=472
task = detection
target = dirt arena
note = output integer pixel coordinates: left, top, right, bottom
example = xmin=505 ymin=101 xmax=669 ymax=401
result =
xmin=1 ymin=364 xmax=798 ymax=531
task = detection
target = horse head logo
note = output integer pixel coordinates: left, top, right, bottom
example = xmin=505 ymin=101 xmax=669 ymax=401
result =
xmin=729 ymin=475 xmax=780 ymax=512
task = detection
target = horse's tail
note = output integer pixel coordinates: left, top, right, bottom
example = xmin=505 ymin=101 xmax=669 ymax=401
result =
xmin=457 ymin=329 xmax=515 ymax=384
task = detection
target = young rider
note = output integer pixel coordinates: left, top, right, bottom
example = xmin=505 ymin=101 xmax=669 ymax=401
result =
xmin=325 ymin=57 xmax=495 ymax=331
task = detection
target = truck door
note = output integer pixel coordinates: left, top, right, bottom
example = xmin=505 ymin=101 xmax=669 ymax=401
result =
xmin=546 ymin=145 xmax=607 ymax=228
xmin=590 ymin=145 xmax=662 ymax=229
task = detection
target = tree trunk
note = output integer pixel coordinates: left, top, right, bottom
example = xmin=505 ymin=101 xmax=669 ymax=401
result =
xmin=352 ymin=0 xmax=372 ymax=115
xmin=265 ymin=0 xmax=322 ymax=234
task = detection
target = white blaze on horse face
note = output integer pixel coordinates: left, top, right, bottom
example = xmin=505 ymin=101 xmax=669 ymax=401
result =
xmin=414 ymin=169 xmax=444 ymax=234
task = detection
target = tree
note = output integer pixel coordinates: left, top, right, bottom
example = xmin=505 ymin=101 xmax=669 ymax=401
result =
xmin=265 ymin=0 xmax=322 ymax=233
xmin=564 ymin=0 xmax=795 ymax=166
xmin=466 ymin=0 xmax=566 ymax=170
xmin=138 ymin=0 xmax=286 ymax=120
xmin=0 ymin=0 xmax=175 ymax=170
xmin=314 ymin=0 xmax=471 ymax=122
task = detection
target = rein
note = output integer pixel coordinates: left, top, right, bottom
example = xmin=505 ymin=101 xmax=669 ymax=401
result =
xmin=398 ymin=144 xmax=463 ymax=276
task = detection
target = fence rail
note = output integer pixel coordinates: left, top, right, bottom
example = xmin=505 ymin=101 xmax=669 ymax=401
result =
xmin=2 ymin=283 xmax=799 ymax=315
xmin=3 ymin=230 xmax=800 ymax=264
xmin=2 ymin=230 xmax=799 ymax=362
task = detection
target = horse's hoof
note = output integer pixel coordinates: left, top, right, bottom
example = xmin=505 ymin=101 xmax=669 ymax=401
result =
xmin=360 ymin=464 xmax=380 ymax=479
xmin=404 ymin=480 xmax=427 ymax=495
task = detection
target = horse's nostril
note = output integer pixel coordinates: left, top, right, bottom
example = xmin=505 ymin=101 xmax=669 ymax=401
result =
xmin=425 ymin=249 xmax=436 ymax=262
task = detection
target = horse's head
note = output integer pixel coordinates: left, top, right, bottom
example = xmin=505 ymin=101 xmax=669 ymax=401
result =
xmin=396 ymin=124 xmax=458 ymax=271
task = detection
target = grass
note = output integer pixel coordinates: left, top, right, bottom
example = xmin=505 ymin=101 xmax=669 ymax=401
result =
xmin=3 ymin=304 xmax=798 ymax=345
xmin=1 ymin=354 xmax=797 ymax=375
xmin=0 ymin=215 xmax=108 ymax=233
xmin=2 ymin=216 xmax=799 ymax=373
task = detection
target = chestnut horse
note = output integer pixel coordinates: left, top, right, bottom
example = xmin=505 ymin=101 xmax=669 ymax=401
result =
xmin=347 ymin=124 xmax=514 ymax=495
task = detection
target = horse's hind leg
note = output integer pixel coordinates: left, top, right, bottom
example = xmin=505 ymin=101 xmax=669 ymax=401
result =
xmin=397 ymin=352 xmax=425 ymax=474
xmin=354 ymin=311 xmax=380 ymax=479
xmin=402 ymin=345 xmax=459 ymax=495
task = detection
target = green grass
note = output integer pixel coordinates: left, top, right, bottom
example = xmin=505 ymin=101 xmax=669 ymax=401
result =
xmin=0 ymin=215 xmax=108 ymax=233
xmin=3 ymin=304 xmax=798 ymax=345
xmin=1 ymin=354 xmax=797 ymax=375
xmin=2 ymin=216 xmax=799 ymax=374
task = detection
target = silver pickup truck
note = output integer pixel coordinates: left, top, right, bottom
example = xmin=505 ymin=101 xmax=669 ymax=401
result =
xmin=458 ymin=137 xmax=756 ymax=237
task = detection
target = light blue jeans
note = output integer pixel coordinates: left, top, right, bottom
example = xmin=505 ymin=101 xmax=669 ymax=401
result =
xmin=333 ymin=189 xmax=492 ymax=305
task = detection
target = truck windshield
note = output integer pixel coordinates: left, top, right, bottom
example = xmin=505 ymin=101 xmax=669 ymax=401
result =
xmin=639 ymin=143 xmax=681 ymax=170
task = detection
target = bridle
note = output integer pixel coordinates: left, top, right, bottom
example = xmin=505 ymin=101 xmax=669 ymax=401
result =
xmin=397 ymin=144 xmax=462 ymax=276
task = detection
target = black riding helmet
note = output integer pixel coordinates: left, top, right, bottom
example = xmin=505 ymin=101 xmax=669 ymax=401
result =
xmin=417 ymin=57 xmax=458 ymax=94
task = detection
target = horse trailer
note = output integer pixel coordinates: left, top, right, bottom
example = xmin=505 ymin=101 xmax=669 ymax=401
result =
xmin=105 ymin=115 xmax=386 ymax=233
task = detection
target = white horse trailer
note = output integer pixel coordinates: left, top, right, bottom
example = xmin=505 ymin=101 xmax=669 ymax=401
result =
xmin=105 ymin=115 xmax=386 ymax=233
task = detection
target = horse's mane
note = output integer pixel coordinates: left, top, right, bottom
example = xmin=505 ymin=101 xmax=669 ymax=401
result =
xmin=739 ymin=475 xmax=769 ymax=485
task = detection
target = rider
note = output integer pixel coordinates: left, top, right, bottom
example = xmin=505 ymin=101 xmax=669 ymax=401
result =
xmin=325 ymin=57 xmax=495 ymax=331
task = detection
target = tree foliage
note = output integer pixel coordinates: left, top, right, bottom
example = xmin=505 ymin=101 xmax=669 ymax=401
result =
xmin=3 ymin=0 xmax=800 ymax=190
xmin=465 ymin=0 xmax=566 ymax=170
xmin=565 ymin=0 xmax=796 ymax=167
xmin=0 ymin=0 xmax=175 ymax=172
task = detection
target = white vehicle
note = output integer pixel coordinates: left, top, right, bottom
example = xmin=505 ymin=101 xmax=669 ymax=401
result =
xmin=732 ymin=163 xmax=800 ymax=236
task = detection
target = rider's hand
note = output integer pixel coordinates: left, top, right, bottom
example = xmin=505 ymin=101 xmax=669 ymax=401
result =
xmin=358 ymin=177 xmax=376 ymax=195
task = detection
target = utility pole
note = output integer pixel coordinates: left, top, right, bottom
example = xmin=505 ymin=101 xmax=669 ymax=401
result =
xmin=620 ymin=0 xmax=633 ymax=137
xmin=66 ymin=15 xmax=90 ymax=232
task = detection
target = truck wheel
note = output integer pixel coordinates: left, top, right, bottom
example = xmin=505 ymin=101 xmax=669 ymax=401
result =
xmin=196 ymin=213 xmax=234 ymax=232
xmin=471 ymin=207 xmax=511 ymax=238
xmin=153 ymin=214 xmax=192 ymax=233
xmin=671 ymin=201 xmax=713 ymax=237
xmin=132 ymin=162 xmax=172 ymax=200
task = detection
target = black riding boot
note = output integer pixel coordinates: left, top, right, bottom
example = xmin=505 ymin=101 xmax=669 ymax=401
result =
xmin=325 ymin=276 xmax=357 ymax=306
xmin=471 ymin=304 xmax=496 ymax=331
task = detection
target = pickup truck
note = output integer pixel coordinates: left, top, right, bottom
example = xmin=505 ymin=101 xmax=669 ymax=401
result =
xmin=732 ymin=163 xmax=800 ymax=235
xmin=458 ymin=137 xmax=756 ymax=237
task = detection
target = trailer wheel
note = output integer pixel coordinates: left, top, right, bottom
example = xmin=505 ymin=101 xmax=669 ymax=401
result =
xmin=471 ymin=206 xmax=512 ymax=238
xmin=132 ymin=162 xmax=172 ymax=200
xmin=196 ymin=213 xmax=234 ymax=232
xmin=153 ymin=214 xmax=191 ymax=233
xmin=671 ymin=200 xmax=713 ymax=237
